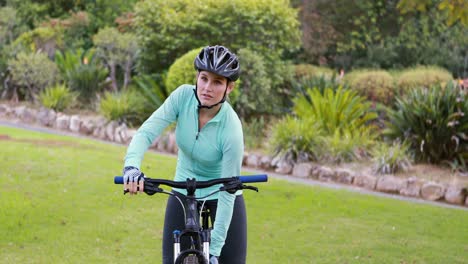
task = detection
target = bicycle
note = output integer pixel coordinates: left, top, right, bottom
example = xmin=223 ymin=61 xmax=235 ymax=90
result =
xmin=114 ymin=174 xmax=268 ymax=264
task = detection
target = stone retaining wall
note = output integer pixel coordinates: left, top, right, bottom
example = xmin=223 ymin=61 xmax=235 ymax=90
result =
xmin=1 ymin=103 xmax=467 ymax=207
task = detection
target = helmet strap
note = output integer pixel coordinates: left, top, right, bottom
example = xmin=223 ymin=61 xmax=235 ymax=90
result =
xmin=193 ymin=83 xmax=228 ymax=109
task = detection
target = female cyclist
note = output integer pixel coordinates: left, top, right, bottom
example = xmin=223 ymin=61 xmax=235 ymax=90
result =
xmin=122 ymin=45 xmax=246 ymax=264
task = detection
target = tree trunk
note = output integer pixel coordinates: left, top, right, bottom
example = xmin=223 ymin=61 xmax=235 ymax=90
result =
xmin=109 ymin=62 xmax=118 ymax=92
xmin=123 ymin=58 xmax=132 ymax=90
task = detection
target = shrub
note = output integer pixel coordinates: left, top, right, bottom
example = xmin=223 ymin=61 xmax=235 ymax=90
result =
xmin=270 ymin=87 xmax=378 ymax=163
xmin=344 ymin=69 xmax=395 ymax=105
xmin=165 ymin=48 xmax=200 ymax=94
xmin=39 ymin=84 xmax=77 ymax=112
xmin=233 ymin=48 xmax=271 ymax=119
xmin=293 ymin=87 xmax=378 ymax=135
xmin=8 ymin=52 xmax=60 ymax=102
xmin=292 ymin=75 xmax=345 ymax=101
xmin=11 ymin=27 xmax=63 ymax=58
xmin=99 ymin=90 xmax=144 ymax=125
xmin=385 ymin=83 xmax=467 ymax=169
xmin=319 ymin=127 xmax=376 ymax=164
xmin=396 ymin=65 xmax=453 ymax=93
xmin=55 ymin=49 xmax=108 ymax=104
xmin=269 ymin=116 xmax=322 ymax=163
xmin=133 ymin=74 xmax=168 ymax=122
xmin=68 ymin=63 xmax=108 ymax=103
xmin=371 ymin=141 xmax=413 ymax=174
xmin=243 ymin=116 xmax=269 ymax=151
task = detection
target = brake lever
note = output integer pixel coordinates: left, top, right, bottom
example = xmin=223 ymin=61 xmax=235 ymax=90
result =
xmin=242 ymin=185 xmax=258 ymax=192
xmin=123 ymin=182 xmax=163 ymax=195
xmin=144 ymin=182 xmax=163 ymax=195
xmin=220 ymin=182 xmax=259 ymax=194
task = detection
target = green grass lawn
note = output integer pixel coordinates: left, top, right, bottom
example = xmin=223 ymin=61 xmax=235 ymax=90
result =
xmin=0 ymin=125 xmax=467 ymax=264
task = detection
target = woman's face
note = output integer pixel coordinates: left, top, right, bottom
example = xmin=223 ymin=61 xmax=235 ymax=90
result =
xmin=196 ymin=71 xmax=234 ymax=107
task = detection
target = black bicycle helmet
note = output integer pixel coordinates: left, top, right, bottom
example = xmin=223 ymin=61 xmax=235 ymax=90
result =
xmin=194 ymin=45 xmax=240 ymax=82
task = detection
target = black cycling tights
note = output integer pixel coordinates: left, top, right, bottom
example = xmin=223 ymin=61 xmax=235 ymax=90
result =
xmin=162 ymin=191 xmax=247 ymax=264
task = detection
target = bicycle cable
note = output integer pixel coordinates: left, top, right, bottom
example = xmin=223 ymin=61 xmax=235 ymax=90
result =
xmin=199 ymin=198 xmax=208 ymax=228
xmin=162 ymin=191 xmax=187 ymax=223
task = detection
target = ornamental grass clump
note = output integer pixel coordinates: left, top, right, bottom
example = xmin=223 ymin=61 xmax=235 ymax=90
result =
xmin=270 ymin=87 xmax=378 ymax=164
xmin=39 ymin=84 xmax=77 ymax=112
xmin=269 ymin=116 xmax=322 ymax=164
xmin=371 ymin=141 xmax=413 ymax=174
xmin=385 ymin=82 xmax=467 ymax=170
xmin=99 ymin=90 xmax=144 ymax=125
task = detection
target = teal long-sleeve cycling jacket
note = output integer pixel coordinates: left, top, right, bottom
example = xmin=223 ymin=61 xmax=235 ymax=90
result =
xmin=124 ymin=84 xmax=244 ymax=256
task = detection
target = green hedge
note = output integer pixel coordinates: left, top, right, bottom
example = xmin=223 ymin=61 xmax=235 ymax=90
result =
xmin=343 ymin=69 xmax=395 ymax=105
xmin=294 ymin=64 xmax=335 ymax=79
xmin=165 ymin=48 xmax=200 ymax=94
xmin=396 ymin=65 xmax=453 ymax=92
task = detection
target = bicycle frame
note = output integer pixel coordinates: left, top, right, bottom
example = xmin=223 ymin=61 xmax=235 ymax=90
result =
xmin=114 ymin=175 xmax=268 ymax=264
xmin=172 ymin=178 xmax=212 ymax=263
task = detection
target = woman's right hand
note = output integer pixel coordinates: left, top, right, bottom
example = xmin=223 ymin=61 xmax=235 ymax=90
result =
xmin=122 ymin=166 xmax=144 ymax=194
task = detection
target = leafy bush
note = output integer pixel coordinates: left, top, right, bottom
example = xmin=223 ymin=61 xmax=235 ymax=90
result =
xmin=292 ymin=75 xmax=345 ymax=102
xmin=344 ymin=69 xmax=395 ymax=105
xmin=11 ymin=26 xmax=63 ymax=58
xmin=269 ymin=116 xmax=322 ymax=163
xmin=39 ymin=84 xmax=77 ymax=112
xmin=55 ymin=49 xmax=88 ymax=76
xmin=68 ymin=63 xmax=108 ymax=103
xmin=270 ymin=87 xmax=378 ymax=163
xmin=396 ymin=66 xmax=453 ymax=93
xmin=55 ymin=49 xmax=109 ymax=104
xmin=133 ymin=74 xmax=168 ymax=122
xmin=293 ymin=87 xmax=378 ymax=135
xmin=385 ymin=83 xmax=467 ymax=169
xmin=99 ymin=90 xmax=144 ymax=125
xmin=165 ymin=48 xmax=200 ymax=94
xmin=243 ymin=116 xmax=269 ymax=151
xmin=233 ymin=48 xmax=272 ymax=119
xmin=8 ymin=52 xmax=60 ymax=101
xmin=371 ymin=141 xmax=413 ymax=174
xmin=319 ymin=127 xmax=376 ymax=164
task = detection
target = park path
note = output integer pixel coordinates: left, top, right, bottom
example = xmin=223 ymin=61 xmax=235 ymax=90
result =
xmin=1 ymin=119 xmax=466 ymax=211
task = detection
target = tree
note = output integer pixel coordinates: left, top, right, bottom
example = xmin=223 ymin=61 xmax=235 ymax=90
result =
xmin=133 ymin=0 xmax=301 ymax=74
xmin=6 ymin=52 xmax=60 ymax=102
xmin=397 ymin=0 xmax=468 ymax=26
xmin=93 ymin=27 xmax=138 ymax=91
xmin=133 ymin=0 xmax=300 ymax=115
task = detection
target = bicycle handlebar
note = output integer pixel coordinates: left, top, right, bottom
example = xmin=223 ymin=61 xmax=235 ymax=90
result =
xmin=114 ymin=174 xmax=268 ymax=196
xmin=114 ymin=174 xmax=267 ymax=187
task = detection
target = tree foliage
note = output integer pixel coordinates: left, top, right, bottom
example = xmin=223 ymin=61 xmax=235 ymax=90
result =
xmin=293 ymin=0 xmax=467 ymax=78
xmin=133 ymin=0 xmax=301 ymax=74
xmin=7 ymin=52 xmax=60 ymax=102
xmin=397 ymin=0 xmax=468 ymax=26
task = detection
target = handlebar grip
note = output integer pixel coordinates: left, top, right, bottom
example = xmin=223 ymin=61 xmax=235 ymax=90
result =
xmin=238 ymin=174 xmax=268 ymax=183
xmin=114 ymin=176 xmax=124 ymax=184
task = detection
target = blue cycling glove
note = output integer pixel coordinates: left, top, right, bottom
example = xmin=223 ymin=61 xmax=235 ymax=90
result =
xmin=209 ymin=255 xmax=219 ymax=264
xmin=122 ymin=166 xmax=144 ymax=194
